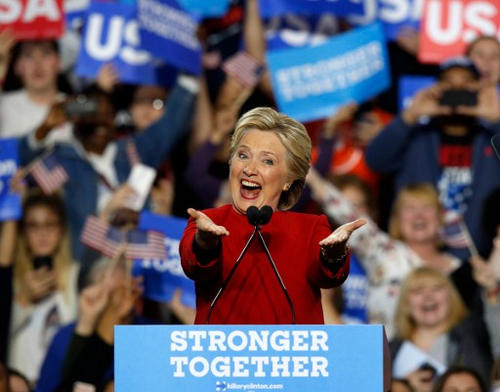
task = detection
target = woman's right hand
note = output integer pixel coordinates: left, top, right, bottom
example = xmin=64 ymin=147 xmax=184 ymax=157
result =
xmin=405 ymin=368 xmax=435 ymax=392
xmin=24 ymin=267 xmax=57 ymax=303
xmin=35 ymin=102 xmax=67 ymax=141
xmin=187 ymin=208 xmax=229 ymax=249
xmin=76 ymin=281 xmax=110 ymax=336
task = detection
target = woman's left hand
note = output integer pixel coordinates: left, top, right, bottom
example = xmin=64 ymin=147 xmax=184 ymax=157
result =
xmin=319 ymin=219 xmax=366 ymax=258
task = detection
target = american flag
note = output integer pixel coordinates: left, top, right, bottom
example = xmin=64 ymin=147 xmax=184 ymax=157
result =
xmin=222 ymin=52 xmax=264 ymax=88
xmin=80 ymin=216 xmax=125 ymax=259
xmin=440 ymin=211 xmax=470 ymax=249
xmin=29 ymin=153 xmax=68 ymax=194
xmin=126 ymin=229 xmax=166 ymax=260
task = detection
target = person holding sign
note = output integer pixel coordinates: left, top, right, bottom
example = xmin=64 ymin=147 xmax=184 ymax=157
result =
xmin=0 ymin=32 xmax=71 ymax=142
xmin=180 ymin=107 xmax=366 ymax=324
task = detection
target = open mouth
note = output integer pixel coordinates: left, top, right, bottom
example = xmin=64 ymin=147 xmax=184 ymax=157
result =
xmin=412 ymin=221 xmax=427 ymax=230
xmin=240 ymin=179 xmax=262 ymax=199
xmin=421 ymin=303 xmax=439 ymax=312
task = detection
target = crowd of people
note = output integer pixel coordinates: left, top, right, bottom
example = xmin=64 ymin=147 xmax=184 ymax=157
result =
xmin=0 ymin=0 xmax=499 ymax=391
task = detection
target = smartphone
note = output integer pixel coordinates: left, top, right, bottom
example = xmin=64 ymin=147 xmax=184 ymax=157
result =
xmin=440 ymin=89 xmax=478 ymax=108
xmin=64 ymin=95 xmax=99 ymax=118
xmin=33 ymin=256 xmax=53 ymax=270
xmin=126 ymin=163 xmax=157 ymax=211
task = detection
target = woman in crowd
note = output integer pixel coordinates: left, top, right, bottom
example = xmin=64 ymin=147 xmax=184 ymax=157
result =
xmin=0 ymin=192 xmax=78 ymax=385
xmin=0 ymin=31 xmax=72 ymax=142
xmin=467 ymin=35 xmax=500 ymax=85
xmin=307 ymin=171 xmax=474 ymax=337
xmin=180 ymin=107 xmax=366 ymax=324
xmin=391 ymin=268 xmax=492 ymax=391
xmin=432 ymin=366 xmax=487 ymax=392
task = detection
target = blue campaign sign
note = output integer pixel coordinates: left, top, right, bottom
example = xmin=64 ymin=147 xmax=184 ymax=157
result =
xmin=116 ymin=324 xmax=390 ymax=391
xmin=134 ymin=212 xmax=195 ymax=307
xmin=348 ymin=0 xmax=422 ymax=40
xmin=267 ymin=22 xmax=391 ymax=123
xmin=398 ymin=75 xmax=435 ymax=110
xmin=341 ymin=254 xmax=368 ymax=324
xmin=177 ymin=0 xmax=230 ymax=18
xmin=0 ymin=139 xmax=21 ymax=221
xmin=137 ymin=0 xmax=201 ymax=75
xmin=265 ymin=13 xmax=340 ymax=50
xmin=259 ymin=0 xmax=364 ymax=19
xmin=75 ymin=1 xmax=176 ymax=86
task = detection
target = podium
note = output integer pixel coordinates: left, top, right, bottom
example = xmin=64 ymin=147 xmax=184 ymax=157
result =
xmin=115 ymin=324 xmax=391 ymax=392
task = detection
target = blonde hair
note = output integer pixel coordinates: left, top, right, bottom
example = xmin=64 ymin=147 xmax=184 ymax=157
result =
xmin=230 ymin=107 xmax=311 ymax=210
xmin=389 ymin=183 xmax=443 ymax=240
xmin=394 ymin=267 xmax=467 ymax=340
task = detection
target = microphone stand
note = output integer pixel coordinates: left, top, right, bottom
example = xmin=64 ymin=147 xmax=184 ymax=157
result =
xmin=256 ymin=230 xmax=296 ymax=324
xmin=205 ymin=226 xmax=259 ymax=324
xmin=206 ymin=206 xmax=296 ymax=325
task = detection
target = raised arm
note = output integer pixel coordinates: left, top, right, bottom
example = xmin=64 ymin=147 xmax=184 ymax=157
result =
xmin=131 ymin=76 xmax=198 ymax=169
xmin=366 ymin=83 xmax=451 ymax=173
xmin=180 ymin=208 xmax=229 ymax=281
xmin=0 ymin=30 xmax=15 ymax=90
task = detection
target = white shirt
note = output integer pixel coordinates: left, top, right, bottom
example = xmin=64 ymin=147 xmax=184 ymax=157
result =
xmin=0 ymin=89 xmax=73 ymax=144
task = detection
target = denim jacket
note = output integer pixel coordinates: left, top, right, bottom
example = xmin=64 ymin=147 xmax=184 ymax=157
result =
xmin=19 ymin=81 xmax=196 ymax=261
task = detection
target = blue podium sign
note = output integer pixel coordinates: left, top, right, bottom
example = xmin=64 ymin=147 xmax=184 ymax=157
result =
xmin=115 ymin=324 xmax=390 ymax=391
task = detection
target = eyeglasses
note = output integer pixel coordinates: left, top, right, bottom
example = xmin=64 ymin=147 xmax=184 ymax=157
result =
xmin=24 ymin=221 xmax=61 ymax=232
xmin=132 ymin=97 xmax=165 ymax=110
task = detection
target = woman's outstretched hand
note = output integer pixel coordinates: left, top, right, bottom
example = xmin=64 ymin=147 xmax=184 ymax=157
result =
xmin=188 ymin=208 xmax=229 ymax=249
xmin=319 ymin=219 xmax=367 ymax=262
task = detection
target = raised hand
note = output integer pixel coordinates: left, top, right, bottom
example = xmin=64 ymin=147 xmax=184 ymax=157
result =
xmin=35 ymin=101 xmax=67 ymax=141
xmin=210 ymin=103 xmax=240 ymax=145
xmin=455 ymin=84 xmax=500 ymax=123
xmin=76 ymin=281 xmax=110 ymax=336
xmin=323 ymin=102 xmax=358 ymax=138
xmin=187 ymin=208 xmax=229 ymax=249
xmin=402 ymin=84 xmax=452 ymax=126
xmin=100 ymin=184 xmax=138 ymax=222
xmin=23 ymin=267 xmax=57 ymax=303
xmin=97 ymin=63 xmax=119 ymax=93
xmin=319 ymin=219 xmax=366 ymax=263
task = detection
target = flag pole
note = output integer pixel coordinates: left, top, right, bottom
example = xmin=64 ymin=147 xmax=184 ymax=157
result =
xmin=459 ymin=220 xmax=479 ymax=258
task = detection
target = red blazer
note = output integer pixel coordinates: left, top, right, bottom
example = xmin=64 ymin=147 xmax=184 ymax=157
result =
xmin=180 ymin=205 xmax=350 ymax=324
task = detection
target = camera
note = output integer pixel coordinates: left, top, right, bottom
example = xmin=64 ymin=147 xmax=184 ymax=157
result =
xmin=63 ymin=95 xmax=99 ymax=118
xmin=440 ymin=89 xmax=478 ymax=108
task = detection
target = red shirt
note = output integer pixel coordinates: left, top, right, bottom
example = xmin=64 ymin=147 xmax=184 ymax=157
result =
xmin=180 ymin=205 xmax=350 ymax=324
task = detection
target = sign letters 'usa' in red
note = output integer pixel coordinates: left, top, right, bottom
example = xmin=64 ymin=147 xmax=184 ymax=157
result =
xmin=419 ymin=0 xmax=500 ymax=64
xmin=0 ymin=0 xmax=64 ymax=40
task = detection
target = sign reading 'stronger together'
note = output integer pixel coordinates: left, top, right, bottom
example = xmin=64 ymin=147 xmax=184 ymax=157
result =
xmin=115 ymin=325 xmax=387 ymax=391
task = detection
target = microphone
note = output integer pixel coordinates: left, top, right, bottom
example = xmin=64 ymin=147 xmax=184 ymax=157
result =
xmin=246 ymin=205 xmax=273 ymax=226
xmin=206 ymin=205 xmax=295 ymax=324
xmin=259 ymin=205 xmax=273 ymax=225
xmin=246 ymin=206 xmax=261 ymax=226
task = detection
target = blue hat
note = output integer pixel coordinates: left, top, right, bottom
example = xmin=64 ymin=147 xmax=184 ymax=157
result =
xmin=439 ymin=56 xmax=480 ymax=79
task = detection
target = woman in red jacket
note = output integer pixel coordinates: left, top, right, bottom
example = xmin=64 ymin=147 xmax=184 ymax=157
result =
xmin=180 ymin=107 xmax=365 ymax=324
